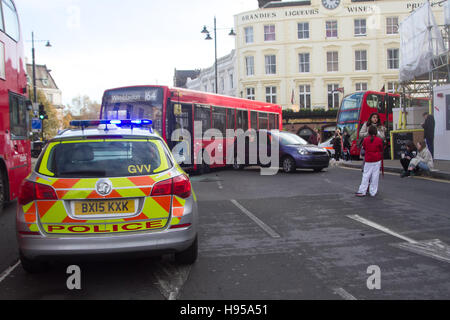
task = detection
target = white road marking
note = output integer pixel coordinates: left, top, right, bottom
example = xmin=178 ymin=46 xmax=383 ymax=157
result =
xmin=217 ymin=181 xmax=223 ymax=190
xmin=230 ymin=199 xmax=281 ymax=239
xmin=0 ymin=261 xmax=21 ymax=284
xmin=347 ymin=214 xmax=417 ymax=244
xmin=152 ymin=261 xmax=192 ymax=300
xmin=348 ymin=215 xmax=450 ymax=264
xmin=333 ymin=287 xmax=357 ymax=300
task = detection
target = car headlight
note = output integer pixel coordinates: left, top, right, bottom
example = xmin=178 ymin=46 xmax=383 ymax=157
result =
xmin=298 ymin=149 xmax=310 ymax=155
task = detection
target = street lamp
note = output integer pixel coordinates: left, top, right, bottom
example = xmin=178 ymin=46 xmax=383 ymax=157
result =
xmin=31 ymin=32 xmax=52 ymax=104
xmin=30 ymin=32 xmax=52 ymax=141
xmin=201 ymin=17 xmax=236 ymax=94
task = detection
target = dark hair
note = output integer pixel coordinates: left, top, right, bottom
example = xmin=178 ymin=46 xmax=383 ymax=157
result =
xmin=423 ymin=112 xmax=429 ymax=117
xmin=368 ymin=125 xmax=377 ymax=142
xmin=406 ymin=141 xmax=416 ymax=151
xmin=366 ymin=113 xmax=381 ymax=127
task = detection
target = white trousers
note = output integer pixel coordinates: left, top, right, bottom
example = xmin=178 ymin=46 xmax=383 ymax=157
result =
xmin=358 ymin=161 xmax=381 ymax=196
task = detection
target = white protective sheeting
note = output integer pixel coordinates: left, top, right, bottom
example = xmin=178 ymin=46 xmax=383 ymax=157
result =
xmin=445 ymin=0 xmax=450 ymax=25
xmin=399 ymin=2 xmax=446 ymax=82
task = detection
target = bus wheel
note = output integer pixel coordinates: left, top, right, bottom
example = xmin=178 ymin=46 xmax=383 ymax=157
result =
xmin=196 ymin=151 xmax=210 ymax=175
xmin=233 ymin=157 xmax=244 ymax=170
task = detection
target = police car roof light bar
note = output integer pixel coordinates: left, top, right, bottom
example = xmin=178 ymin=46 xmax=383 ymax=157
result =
xmin=69 ymin=119 xmax=153 ymax=133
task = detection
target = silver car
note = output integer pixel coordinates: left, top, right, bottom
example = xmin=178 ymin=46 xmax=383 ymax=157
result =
xmin=16 ymin=120 xmax=198 ymax=273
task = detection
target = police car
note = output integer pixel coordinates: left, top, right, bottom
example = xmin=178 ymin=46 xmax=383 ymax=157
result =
xmin=16 ymin=120 xmax=198 ymax=273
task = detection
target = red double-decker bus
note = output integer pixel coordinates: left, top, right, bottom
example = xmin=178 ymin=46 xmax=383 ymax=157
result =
xmin=0 ymin=0 xmax=30 ymax=213
xmin=100 ymin=86 xmax=282 ymax=173
xmin=337 ymin=90 xmax=429 ymax=158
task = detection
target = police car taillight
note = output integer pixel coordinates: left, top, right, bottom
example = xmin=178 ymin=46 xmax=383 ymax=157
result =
xmin=18 ymin=180 xmax=58 ymax=205
xmin=172 ymin=175 xmax=191 ymax=199
xmin=150 ymin=175 xmax=191 ymax=199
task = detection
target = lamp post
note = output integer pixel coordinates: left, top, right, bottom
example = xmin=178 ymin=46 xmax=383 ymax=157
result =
xmin=201 ymin=17 xmax=236 ymax=94
xmin=30 ymin=32 xmax=52 ymax=140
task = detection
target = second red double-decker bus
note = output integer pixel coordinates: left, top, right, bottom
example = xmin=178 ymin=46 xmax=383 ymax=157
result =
xmin=0 ymin=0 xmax=30 ymax=214
xmin=100 ymin=86 xmax=282 ymax=173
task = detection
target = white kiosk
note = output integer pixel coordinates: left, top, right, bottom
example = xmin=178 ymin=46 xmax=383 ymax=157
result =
xmin=433 ymin=84 xmax=450 ymax=160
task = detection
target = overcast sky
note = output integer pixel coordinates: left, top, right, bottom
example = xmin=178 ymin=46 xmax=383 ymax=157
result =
xmin=16 ymin=0 xmax=260 ymax=106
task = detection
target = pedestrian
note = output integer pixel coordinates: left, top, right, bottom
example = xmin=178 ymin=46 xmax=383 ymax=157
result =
xmin=332 ymin=128 xmax=343 ymax=161
xmin=407 ymin=140 xmax=434 ymax=176
xmin=342 ymin=130 xmax=351 ymax=160
xmin=356 ymin=125 xmax=384 ymax=197
xmin=422 ymin=112 xmax=435 ymax=157
xmin=308 ymin=128 xmax=321 ymax=145
xmin=359 ymin=112 xmax=386 ymax=168
xmin=400 ymin=141 xmax=417 ymax=178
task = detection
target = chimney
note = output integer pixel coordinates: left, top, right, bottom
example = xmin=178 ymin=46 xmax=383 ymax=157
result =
xmin=258 ymin=0 xmax=281 ymax=8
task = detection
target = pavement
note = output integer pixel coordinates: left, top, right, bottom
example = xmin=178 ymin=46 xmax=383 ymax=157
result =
xmin=339 ymin=158 xmax=450 ymax=181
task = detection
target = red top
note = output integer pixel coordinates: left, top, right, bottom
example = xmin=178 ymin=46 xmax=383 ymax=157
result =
xmin=362 ymin=136 xmax=383 ymax=163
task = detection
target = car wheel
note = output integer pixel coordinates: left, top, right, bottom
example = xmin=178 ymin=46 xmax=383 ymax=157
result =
xmin=195 ymin=151 xmax=210 ymax=175
xmin=19 ymin=252 xmax=47 ymax=274
xmin=282 ymin=157 xmax=296 ymax=173
xmin=175 ymin=236 xmax=198 ymax=265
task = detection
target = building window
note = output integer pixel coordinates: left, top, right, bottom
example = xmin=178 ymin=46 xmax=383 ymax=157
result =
xmin=354 ymin=19 xmax=366 ymax=36
xmin=327 ymin=51 xmax=339 ymax=72
xmin=326 ymin=20 xmax=338 ymax=38
xmin=244 ymin=26 xmax=254 ymax=43
xmin=265 ymin=55 xmax=276 ymax=75
xmin=299 ymin=85 xmax=311 ymax=109
xmin=299 ymin=53 xmax=310 ymax=73
xmin=245 ymin=56 xmax=254 ymax=76
xmin=204 ymin=85 xmax=208 ymax=92
xmin=230 ymin=74 xmax=234 ymax=89
xmin=266 ymin=86 xmax=277 ymax=104
xmin=246 ymin=87 xmax=255 ymax=100
xmin=387 ymin=81 xmax=398 ymax=93
xmin=386 ymin=17 xmax=399 ymax=35
xmin=297 ymin=22 xmax=309 ymax=39
xmin=327 ymin=84 xmax=340 ymax=109
xmin=220 ymin=77 xmax=225 ymax=91
xmin=264 ymin=25 xmax=276 ymax=41
xmin=387 ymin=48 xmax=399 ymax=69
xmin=355 ymin=50 xmax=367 ymax=71
xmin=356 ymin=82 xmax=368 ymax=91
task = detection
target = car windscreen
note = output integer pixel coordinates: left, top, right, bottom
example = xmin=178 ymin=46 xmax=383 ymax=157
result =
xmin=277 ymin=132 xmax=308 ymax=146
xmin=39 ymin=139 xmax=172 ymax=178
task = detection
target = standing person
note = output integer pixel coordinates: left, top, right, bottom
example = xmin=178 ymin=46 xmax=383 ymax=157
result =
xmin=407 ymin=140 xmax=434 ymax=176
xmin=422 ymin=112 xmax=435 ymax=157
xmin=308 ymin=128 xmax=321 ymax=145
xmin=356 ymin=125 xmax=384 ymax=197
xmin=342 ymin=130 xmax=351 ymax=160
xmin=400 ymin=141 xmax=417 ymax=178
xmin=332 ymin=129 xmax=343 ymax=161
xmin=359 ymin=112 xmax=386 ymax=169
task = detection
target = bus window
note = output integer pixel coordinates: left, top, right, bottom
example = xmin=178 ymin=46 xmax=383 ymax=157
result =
xmin=341 ymin=92 xmax=363 ymax=110
xmin=259 ymin=112 xmax=268 ymax=130
xmin=377 ymin=95 xmax=385 ymax=114
xmin=9 ymin=93 xmax=28 ymax=139
xmin=269 ymin=114 xmax=276 ymax=129
xmin=194 ymin=105 xmax=211 ymax=138
xmin=250 ymin=111 xmax=257 ymax=129
xmin=237 ymin=110 xmax=248 ymax=131
xmin=366 ymin=94 xmax=379 ymax=109
xmin=226 ymin=108 xmax=235 ymax=131
xmin=2 ymin=0 xmax=19 ymax=41
xmin=212 ymin=107 xmax=226 ymax=136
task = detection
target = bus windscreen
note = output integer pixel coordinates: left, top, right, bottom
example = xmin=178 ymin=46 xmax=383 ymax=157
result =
xmin=340 ymin=92 xmax=363 ymax=110
xmin=102 ymin=87 xmax=164 ymax=133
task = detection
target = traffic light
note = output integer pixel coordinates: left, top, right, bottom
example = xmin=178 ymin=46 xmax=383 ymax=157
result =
xmin=38 ymin=104 xmax=48 ymax=120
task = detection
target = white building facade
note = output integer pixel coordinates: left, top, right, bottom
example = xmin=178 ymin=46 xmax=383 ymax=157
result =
xmin=234 ymin=0 xmax=445 ymax=110
xmin=186 ymin=50 xmax=238 ymax=97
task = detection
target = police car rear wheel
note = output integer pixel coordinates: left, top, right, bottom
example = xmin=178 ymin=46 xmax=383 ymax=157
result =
xmin=175 ymin=236 xmax=198 ymax=265
xmin=20 ymin=252 xmax=47 ymax=274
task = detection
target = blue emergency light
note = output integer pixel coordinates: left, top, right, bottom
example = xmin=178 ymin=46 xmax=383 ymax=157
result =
xmin=69 ymin=119 xmax=153 ymax=133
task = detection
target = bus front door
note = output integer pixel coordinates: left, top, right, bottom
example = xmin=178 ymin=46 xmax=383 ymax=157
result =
xmin=167 ymin=102 xmax=194 ymax=169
